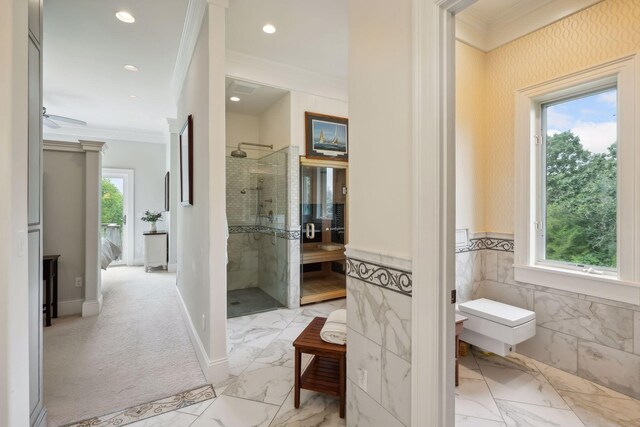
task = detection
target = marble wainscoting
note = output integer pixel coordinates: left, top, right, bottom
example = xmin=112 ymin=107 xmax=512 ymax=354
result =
xmin=467 ymin=234 xmax=640 ymax=400
xmin=345 ymin=252 xmax=412 ymax=427
xmin=227 ymin=232 xmax=259 ymax=290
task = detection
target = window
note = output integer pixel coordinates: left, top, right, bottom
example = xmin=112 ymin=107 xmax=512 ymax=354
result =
xmin=540 ymin=87 xmax=618 ymax=272
xmin=514 ymin=56 xmax=640 ymax=305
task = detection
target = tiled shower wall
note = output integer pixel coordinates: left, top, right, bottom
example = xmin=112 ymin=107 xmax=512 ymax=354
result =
xmin=226 ymin=146 xmax=301 ymax=308
xmin=455 ymin=234 xmax=640 ymax=399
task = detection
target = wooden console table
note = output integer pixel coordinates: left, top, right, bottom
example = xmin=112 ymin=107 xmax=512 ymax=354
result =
xmin=293 ymin=317 xmax=347 ymax=418
xmin=43 ymin=255 xmax=60 ymax=327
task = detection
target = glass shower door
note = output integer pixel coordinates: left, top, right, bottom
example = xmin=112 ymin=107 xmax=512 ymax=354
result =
xmin=300 ymin=163 xmax=347 ymax=305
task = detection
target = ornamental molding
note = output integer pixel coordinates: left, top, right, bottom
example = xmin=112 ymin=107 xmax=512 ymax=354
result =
xmin=346 ymin=257 xmax=412 ymax=297
xmin=456 ymin=237 xmax=514 ymax=253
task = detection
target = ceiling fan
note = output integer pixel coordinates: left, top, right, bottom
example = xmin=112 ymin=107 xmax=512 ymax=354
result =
xmin=42 ymin=107 xmax=87 ymax=129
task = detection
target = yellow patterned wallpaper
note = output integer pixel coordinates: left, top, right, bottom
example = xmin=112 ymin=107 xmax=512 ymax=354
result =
xmin=483 ymin=0 xmax=640 ymax=233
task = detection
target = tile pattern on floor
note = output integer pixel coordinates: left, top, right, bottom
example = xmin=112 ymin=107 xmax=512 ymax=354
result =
xmin=456 ymin=349 xmax=640 ymax=427
xmin=128 ymin=299 xmax=347 ymax=427
xmin=126 ymin=301 xmax=640 ymax=427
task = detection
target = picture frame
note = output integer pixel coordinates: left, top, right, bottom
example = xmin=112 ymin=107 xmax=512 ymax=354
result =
xmin=180 ymin=115 xmax=193 ymax=206
xmin=164 ymin=171 xmax=170 ymax=211
xmin=305 ymin=112 xmax=348 ymax=161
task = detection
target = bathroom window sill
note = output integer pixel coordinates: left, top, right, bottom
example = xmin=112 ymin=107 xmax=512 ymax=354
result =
xmin=513 ymin=263 xmax=640 ymax=306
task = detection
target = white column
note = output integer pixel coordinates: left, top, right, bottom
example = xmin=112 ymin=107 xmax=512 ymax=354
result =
xmin=81 ymin=140 xmax=105 ymax=317
xmin=207 ymin=0 xmax=229 ymax=382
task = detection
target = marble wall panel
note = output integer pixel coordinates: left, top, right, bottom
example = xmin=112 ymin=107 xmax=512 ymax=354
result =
xmin=577 ymin=341 xmax=640 ymax=399
xmin=535 ymin=291 xmax=634 ymax=352
xmin=381 ymin=349 xmax=411 ymax=426
xmin=347 ymin=380 xmax=405 ymax=427
xmin=347 ymin=328 xmax=382 ymax=403
xmin=517 ymin=326 xmax=578 ymax=374
xmin=347 ymin=277 xmax=411 ymax=362
xmin=477 ymin=280 xmax=534 ymax=311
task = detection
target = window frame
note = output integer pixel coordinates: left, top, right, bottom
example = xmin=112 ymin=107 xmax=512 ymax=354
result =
xmin=514 ymin=55 xmax=640 ymax=305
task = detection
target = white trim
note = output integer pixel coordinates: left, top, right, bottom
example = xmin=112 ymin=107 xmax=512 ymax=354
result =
xmin=515 ymin=55 xmax=640 ymax=304
xmin=412 ymin=1 xmax=472 ymax=426
xmin=345 ymin=245 xmax=412 ymax=272
xmin=226 ymin=50 xmax=348 ymax=103
xmin=102 ymin=168 xmax=135 ymax=266
xmin=168 ymin=263 xmax=177 ymax=272
xmin=81 ymin=294 xmax=103 ymax=317
xmin=44 ymin=139 xmax=105 ymax=153
xmin=57 ymin=299 xmax=83 ymax=316
xmin=171 ymin=0 xmax=211 ymax=101
xmin=456 ymin=0 xmax=602 ymax=52
xmin=176 ymin=288 xmax=229 ymax=384
xmin=44 ymin=125 xmax=165 ymax=145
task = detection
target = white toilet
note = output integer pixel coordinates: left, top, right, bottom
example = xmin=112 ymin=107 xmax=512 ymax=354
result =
xmin=457 ymin=298 xmax=536 ymax=356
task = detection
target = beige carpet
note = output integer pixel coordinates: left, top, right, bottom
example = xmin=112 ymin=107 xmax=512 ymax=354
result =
xmin=44 ymin=267 xmax=207 ymax=427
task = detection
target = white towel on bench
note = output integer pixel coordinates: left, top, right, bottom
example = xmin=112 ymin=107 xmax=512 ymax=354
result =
xmin=320 ymin=309 xmax=347 ymax=345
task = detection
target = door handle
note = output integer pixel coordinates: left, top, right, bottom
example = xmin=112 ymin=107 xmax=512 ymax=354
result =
xmin=305 ymin=223 xmax=316 ymax=239
xmin=123 ymin=215 xmax=127 ymax=225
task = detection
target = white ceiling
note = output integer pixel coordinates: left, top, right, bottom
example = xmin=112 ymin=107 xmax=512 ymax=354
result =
xmin=226 ymin=0 xmax=348 ymax=81
xmin=43 ymin=0 xmax=188 ymax=143
xmin=456 ymin=0 xmax=602 ymax=52
xmin=225 ymin=77 xmax=289 ymax=116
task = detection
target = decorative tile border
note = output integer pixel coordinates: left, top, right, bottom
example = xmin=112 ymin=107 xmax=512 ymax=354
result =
xmin=346 ymin=257 xmax=412 ymax=296
xmin=456 ymin=237 xmax=514 ymax=253
xmin=228 ymin=225 xmax=300 ymax=240
xmin=63 ymin=384 xmax=215 ymax=427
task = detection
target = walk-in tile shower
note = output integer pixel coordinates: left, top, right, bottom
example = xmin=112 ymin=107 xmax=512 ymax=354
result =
xmin=226 ymin=146 xmax=300 ymax=318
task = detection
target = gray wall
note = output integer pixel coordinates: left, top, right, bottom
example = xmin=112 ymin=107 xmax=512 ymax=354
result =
xmin=102 ymin=140 xmax=166 ymax=264
xmin=43 ymin=150 xmax=86 ymax=310
xmin=176 ymin=14 xmax=211 ymax=352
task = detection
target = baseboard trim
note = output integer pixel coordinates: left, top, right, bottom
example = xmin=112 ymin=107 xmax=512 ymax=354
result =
xmin=58 ymin=299 xmax=83 ymax=316
xmin=82 ymin=293 xmax=103 ymax=317
xmin=176 ymin=288 xmax=229 ymax=384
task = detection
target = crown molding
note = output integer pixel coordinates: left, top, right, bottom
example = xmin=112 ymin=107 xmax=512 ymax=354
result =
xmin=43 ymin=139 xmax=105 ymax=153
xmin=79 ymin=140 xmax=106 ymax=152
xmin=226 ymin=50 xmax=348 ymax=102
xmin=456 ymin=0 xmax=602 ymax=52
xmin=171 ymin=0 xmax=208 ymax=101
xmin=43 ymin=124 xmax=165 ymax=145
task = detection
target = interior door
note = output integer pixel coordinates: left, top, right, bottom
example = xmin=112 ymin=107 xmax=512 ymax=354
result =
xmin=300 ymin=162 xmax=347 ymax=304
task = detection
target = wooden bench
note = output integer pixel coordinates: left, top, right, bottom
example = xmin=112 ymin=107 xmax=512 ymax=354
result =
xmin=293 ymin=317 xmax=347 ymax=418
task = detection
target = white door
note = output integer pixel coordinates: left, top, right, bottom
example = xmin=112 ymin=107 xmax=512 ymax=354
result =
xmin=102 ymin=168 xmax=134 ymax=265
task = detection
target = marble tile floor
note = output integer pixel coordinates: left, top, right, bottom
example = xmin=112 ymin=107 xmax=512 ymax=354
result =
xmin=128 ymin=299 xmax=347 ymax=427
xmin=456 ymin=348 xmax=640 ymax=427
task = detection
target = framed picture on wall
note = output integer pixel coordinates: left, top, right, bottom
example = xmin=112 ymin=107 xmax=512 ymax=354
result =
xmin=164 ymin=171 xmax=170 ymax=211
xmin=305 ymin=112 xmax=348 ymax=161
xmin=180 ymin=114 xmax=193 ymax=206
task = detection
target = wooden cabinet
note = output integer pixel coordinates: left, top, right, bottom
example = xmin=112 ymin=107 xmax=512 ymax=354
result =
xmin=143 ymin=232 xmax=168 ymax=271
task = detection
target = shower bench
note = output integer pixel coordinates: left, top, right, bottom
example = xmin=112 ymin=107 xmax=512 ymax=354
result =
xmin=293 ymin=317 xmax=347 ymax=418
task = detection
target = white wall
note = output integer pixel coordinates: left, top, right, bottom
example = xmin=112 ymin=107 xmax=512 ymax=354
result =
xmin=102 ymin=140 xmax=167 ymax=264
xmin=348 ymin=0 xmax=412 ymax=259
xmin=177 ymin=13 xmax=212 ymax=354
xmin=225 ymin=112 xmax=260 ymax=158
xmin=43 ymin=150 xmax=86 ymax=310
xmin=259 ymin=92 xmax=291 ymax=151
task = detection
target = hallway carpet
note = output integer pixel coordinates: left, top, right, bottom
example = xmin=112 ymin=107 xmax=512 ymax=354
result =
xmin=44 ymin=267 xmax=207 ymax=427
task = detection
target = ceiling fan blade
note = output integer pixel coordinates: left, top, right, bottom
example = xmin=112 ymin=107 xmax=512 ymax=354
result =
xmin=46 ymin=114 xmax=87 ymax=126
xmin=43 ymin=117 xmax=61 ymax=129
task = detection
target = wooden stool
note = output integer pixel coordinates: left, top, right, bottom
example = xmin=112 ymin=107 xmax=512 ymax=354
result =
xmin=293 ymin=317 xmax=347 ymax=418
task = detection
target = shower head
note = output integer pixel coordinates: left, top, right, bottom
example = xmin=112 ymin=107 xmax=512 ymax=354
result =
xmin=230 ymin=142 xmax=273 ymax=158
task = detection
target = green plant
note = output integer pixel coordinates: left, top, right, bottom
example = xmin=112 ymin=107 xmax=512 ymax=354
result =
xmin=102 ymin=178 xmax=124 ymax=225
xmin=141 ymin=210 xmax=163 ymax=223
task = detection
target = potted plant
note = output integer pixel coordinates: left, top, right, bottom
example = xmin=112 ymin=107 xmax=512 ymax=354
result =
xmin=141 ymin=210 xmax=163 ymax=233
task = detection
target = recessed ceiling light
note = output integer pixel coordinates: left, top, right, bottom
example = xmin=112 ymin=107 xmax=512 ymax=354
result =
xmin=262 ymin=24 xmax=276 ymax=34
xmin=129 ymin=95 xmax=137 ymax=99
xmin=229 ymin=96 xmax=240 ymax=102
xmin=123 ymin=64 xmax=138 ymax=72
xmin=116 ymin=11 xmax=135 ymax=23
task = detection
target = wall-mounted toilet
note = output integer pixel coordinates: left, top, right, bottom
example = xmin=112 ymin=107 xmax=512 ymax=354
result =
xmin=457 ymin=298 xmax=536 ymax=356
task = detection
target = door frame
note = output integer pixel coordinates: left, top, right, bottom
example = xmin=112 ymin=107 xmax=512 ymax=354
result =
xmin=412 ymin=0 xmax=475 ymax=426
xmin=102 ymin=168 xmax=135 ymax=266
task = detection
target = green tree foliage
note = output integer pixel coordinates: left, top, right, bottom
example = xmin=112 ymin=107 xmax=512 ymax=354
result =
xmin=102 ymin=178 xmax=123 ymax=226
xmin=545 ymin=131 xmax=616 ymax=268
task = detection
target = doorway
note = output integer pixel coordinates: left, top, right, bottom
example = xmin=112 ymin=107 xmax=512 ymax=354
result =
xmin=102 ymin=168 xmax=134 ymax=266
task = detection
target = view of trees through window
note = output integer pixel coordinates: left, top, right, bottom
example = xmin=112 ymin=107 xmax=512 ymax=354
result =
xmin=543 ymin=88 xmax=617 ymax=269
xmin=102 ymin=177 xmax=124 ymax=226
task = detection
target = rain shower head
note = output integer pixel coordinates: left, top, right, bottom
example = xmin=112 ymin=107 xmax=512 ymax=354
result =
xmin=230 ymin=142 xmax=273 ymax=158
